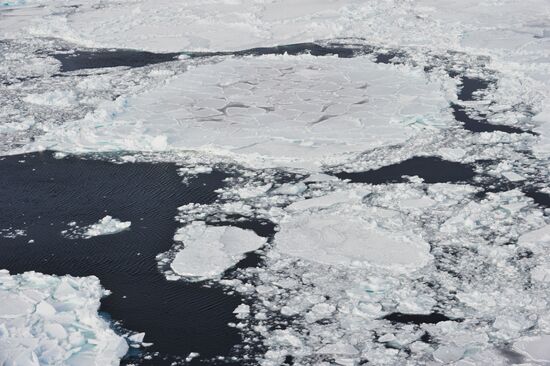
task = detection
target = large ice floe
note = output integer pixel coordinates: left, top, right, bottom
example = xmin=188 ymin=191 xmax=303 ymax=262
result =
xmin=31 ymin=54 xmax=453 ymax=169
xmin=0 ymin=270 xmax=127 ymax=365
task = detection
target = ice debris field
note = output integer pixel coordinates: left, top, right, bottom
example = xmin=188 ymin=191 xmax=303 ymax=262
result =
xmin=1 ymin=0 xmax=550 ymax=365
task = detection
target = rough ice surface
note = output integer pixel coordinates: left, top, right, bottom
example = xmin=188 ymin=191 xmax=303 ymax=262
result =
xmin=0 ymin=270 xmax=128 ymax=365
xmin=31 ymin=55 xmax=453 ymax=169
xmin=164 ymin=222 xmax=266 ymax=281
xmin=83 ymin=216 xmax=131 ymax=238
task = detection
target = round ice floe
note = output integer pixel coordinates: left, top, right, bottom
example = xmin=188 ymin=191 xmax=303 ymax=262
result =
xmin=35 ymin=55 xmax=452 ymax=169
xmin=169 ymin=222 xmax=267 ymax=281
xmin=274 ymin=212 xmax=431 ymax=270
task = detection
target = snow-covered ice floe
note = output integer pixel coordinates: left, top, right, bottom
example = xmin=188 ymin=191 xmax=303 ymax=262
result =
xmin=62 ymin=216 xmax=131 ymax=239
xmin=159 ymin=222 xmax=266 ymax=281
xmin=0 ymin=270 xmax=128 ymax=365
xmin=31 ymin=54 xmax=453 ymax=169
xmin=275 ymin=210 xmax=431 ymax=271
xmin=83 ymin=216 xmax=131 ymax=238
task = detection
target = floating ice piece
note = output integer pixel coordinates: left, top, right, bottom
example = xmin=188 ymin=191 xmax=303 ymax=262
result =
xmin=169 ymin=222 xmax=267 ymax=281
xmin=128 ymin=332 xmax=145 ymax=343
xmin=513 ymin=334 xmax=550 ymax=363
xmin=234 ymin=304 xmax=250 ymax=319
xmin=502 ymin=171 xmax=525 ymax=182
xmin=83 ymin=216 xmax=131 ymax=238
xmin=0 ymin=270 xmax=128 ymax=366
xmin=271 ymin=182 xmax=307 ymax=195
xmin=275 ymin=212 xmax=432 ymax=271
xmin=185 ymin=352 xmax=200 ymax=362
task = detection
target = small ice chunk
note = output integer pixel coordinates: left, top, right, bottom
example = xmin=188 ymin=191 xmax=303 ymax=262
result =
xmin=83 ymin=216 xmax=131 ymax=238
xmin=233 ymin=304 xmax=250 ymax=319
xmin=233 ymin=304 xmax=250 ymax=314
xmin=128 ymin=332 xmax=145 ymax=343
xmin=185 ymin=352 xmax=200 ymax=362
xmin=502 ymin=171 xmax=525 ymax=182
xmin=169 ymin=222 xmax=267 ymax=281
xmin=272 ymin=182 xmax=307 ymax=195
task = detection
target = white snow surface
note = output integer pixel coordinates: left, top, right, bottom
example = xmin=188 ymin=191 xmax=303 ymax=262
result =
xmin=275 ymin=211 xmax=431 ymax=271
xmin=3 ymin=0 xmax=547 ymax=55
xmin=31 ymin=55 xmax=452 ymax=169
xmin=168 ymin=222 xmax=266 ymax=281
xmin=83 ymin=216 xmax=131 ymax=238
xmin=0 ymin=270 xmax=128 ymax=366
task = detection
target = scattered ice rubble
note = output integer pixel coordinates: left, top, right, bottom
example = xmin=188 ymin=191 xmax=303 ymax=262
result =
xmin=0 ymin=270 xmax=128 ymax=365
xmin=205 ymin=179 xmax=550 ymax=365
xmin=61 ymin=216 xmax=131 ymax=239
xmin=0 ymin=227 xmax=26 ymax=239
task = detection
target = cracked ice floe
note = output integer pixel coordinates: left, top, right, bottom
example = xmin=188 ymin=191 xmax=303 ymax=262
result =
xmin=62 ymin=216 xmax=131 ymax=239
xmin=275 ymin=211 xmax=432 ymax=271
xmin=0 ymin=270 xmax=128 ymax=366
xmin=161 ymin=222 xmax=266 ymax=281
xmin=33 ymin=54 xmax=454 ymax=169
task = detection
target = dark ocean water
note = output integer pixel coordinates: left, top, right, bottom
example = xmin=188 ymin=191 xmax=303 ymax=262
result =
xmin=335 ymin=156 xmax=475 ymax=184
xmin=0 ymin=151 xmax=250 ymax=365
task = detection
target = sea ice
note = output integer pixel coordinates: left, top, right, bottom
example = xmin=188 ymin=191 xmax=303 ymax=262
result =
xmin=33 ymin=55 xmax=453 ymax=169
xmin=0 ymin=270 xmax=128 ymax=366
xmin=513 ymin=334 xmax=550 ymax=363
xmin=275 ymin=211 xmax=432 ymax=271
xmin=167 ymin=222 xmax=266 ymax=281
xmin=83 ymin=216 xmax=131 ymax=238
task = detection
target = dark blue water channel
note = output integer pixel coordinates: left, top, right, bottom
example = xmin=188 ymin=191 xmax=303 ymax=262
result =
xmin=0 ymin=151 xmax=251 ymax=365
